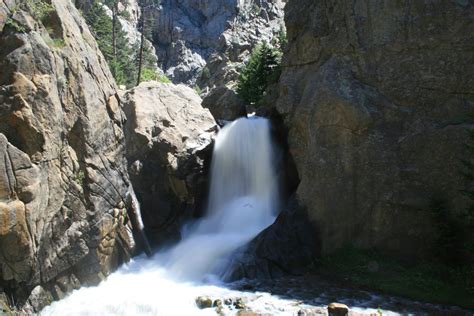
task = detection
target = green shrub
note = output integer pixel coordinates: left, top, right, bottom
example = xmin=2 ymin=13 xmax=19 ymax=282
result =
xmin=23 ymin=0 xmax=53 ymax=21
xmin=156 ymin=73 xmax=171 ymax=83
xmin=46 ymin=37 xmax=66 ymax=48
xmin=139 ymin=68 xmax=170 ymax=83
xmin=193 ymin=85 xmax=202 ymax=95
xmin=237 ymin=42 xmax=282 ymax=105
xmin=75 ymin=170 xmax=85 ymax=186
xmin=5 ymin=18 xmax=26 ymax=33
xmin=199 ymin=66 xmax=211 ymax=81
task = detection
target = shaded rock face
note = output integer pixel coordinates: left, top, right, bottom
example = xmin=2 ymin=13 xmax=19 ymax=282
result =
xmin=0 ymin=0 xmax=136 ymax=310
xmin=122 ymin=81 xmax=217 ymax=245
xmin=275 ymin=0 xmax=474 ymax=256
xmin=152 ymin=0 xmax=285 ymax=86
xmin=224 ymin=197 xmax=319 ymax=280
xmin=201 ymin=85 xmax=247 ymax=123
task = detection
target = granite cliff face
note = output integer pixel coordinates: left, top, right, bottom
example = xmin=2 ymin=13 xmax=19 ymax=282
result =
xmin=152 ymin=0 xmax=286 ymax=86
xmin=0 ymin=0 xmax=136 ymax=310
xmin=122 ymin=82 xmax=216 ymax=245
xmin=274 ymin=0 xmax=473 ymax=256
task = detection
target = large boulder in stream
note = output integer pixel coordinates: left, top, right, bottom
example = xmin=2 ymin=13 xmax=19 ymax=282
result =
xmin=0 ymin=0 xmax=136 ymax=311
xmin=122 ymin=81 xmax=217 ymax=244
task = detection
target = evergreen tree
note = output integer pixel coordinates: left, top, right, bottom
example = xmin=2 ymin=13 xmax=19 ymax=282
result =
xmin=136 ymin=0 xmax=160 ymax=85
xmin=83 ymin=1 xmax=137 ymax=88
xmin=237 ymin=42 xmax=282 ymax=105
xmin=85 ymin=2 xmax=113 ymax=59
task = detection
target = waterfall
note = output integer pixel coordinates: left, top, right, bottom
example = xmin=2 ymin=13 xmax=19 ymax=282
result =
xmin=40 ymin=117 xmax=280 ymax=315
xmin=158 ymin=117 xmax=279 ymax=280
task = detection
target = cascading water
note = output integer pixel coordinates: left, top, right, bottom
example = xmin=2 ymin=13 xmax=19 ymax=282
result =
xmin=40 ymin=117 xmax=280 ymax=315
xmin=39 ymin=117 xmax=426 ymax=316
xmin=157 ymin=117 xmax=279 ymax=280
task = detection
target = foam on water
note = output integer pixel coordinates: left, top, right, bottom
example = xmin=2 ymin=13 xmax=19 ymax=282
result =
xmin=41 ymin=117 xmax=281 ymax=315
xmin=40 ymin=117 xmax=409 ymax=315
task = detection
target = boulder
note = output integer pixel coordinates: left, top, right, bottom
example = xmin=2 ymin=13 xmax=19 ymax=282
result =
xmin=195 ymin=296 xmax=213 ymax=309
xmin=122 ymin=81 xmax=217 ymax=244
xmin=202 ymin=85 xmax=247 ymax=122
xmin=328 ymin=303 xmax=349 ymax=316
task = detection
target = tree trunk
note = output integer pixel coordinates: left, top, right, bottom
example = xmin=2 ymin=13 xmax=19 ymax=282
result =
xmin=112 ymin=1 xmax=118 ymax=59
xmin=136 ymin=13 xmax=146 ymax=86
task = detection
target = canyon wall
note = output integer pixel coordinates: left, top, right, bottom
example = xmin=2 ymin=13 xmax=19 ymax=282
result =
xmin=152 ymin=0 xmax=286 ymax=86
xmin=0 ymin=0 xmax=136 ymax=310
xmin=275 ymin=0 xmax=473 ymax=256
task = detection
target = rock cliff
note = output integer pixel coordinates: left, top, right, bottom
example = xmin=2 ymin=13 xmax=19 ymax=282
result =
xmin=122 ymin=81 xmax=216 ymax=245
xmin=274 ymin=0 xmax=473 ymax=256
xmin=152 ymin=0 xmax=286 ymax=86
xmin=0 ymin=0 xmax=136 ymax=311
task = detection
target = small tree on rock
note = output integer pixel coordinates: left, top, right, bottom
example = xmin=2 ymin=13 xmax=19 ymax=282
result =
xmin=237 ymin=42 xmax=282 ymax=105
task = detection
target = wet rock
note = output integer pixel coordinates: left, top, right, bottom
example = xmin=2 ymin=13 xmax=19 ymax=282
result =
xmin=328 ymin=303 xmax=349 ymax=316
xmin=348 ymin=312 xmax=378 ymax=316
xmin=224 ymin=197 xmax=320 ymax=280
xmin=0 ymin=293 xmax=11 ymax=315
xmin=237 ymin=311 xmax=272 ymax=316
xmin=25 ymin=286 xmax=53 ymax=313
xmin=195 ymin=296 xmax=213 ymax=309
xmin=298 ymin=309 xmax=326 ymax=316
xmin=234 ymin=297 xmax=246 ymax=309
xmin=216 ymin=304 xmax=227 ymax=315
xmin=122 ymin=81 xmax=217 ymax=244
xmin=213 ymin=299 xmax=223 ymax=307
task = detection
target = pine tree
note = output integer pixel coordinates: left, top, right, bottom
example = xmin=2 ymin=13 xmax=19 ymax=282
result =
xmin=237 ymin=42 xmax=282 ymax=105
xmin=85 ymin=2 xmax=113 ymax=59
xmin=82 ymin=1 xmax=138 ymax=88
xmin=136 ymin=0 xmax=160 ymax=85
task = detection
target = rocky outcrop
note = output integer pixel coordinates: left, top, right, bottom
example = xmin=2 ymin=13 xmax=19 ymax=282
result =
xmin=152 ymin=0 xmax=286 ymax=86
xmin=274 ymin=0 xmax=474 ymax=256
xmin=0 ymin=0 xmax=137 ymax=310
xmin=122 ymin=81 xmax=217 ymax=244
xmin=201 ymin=85 xmax=247 ymax=123
xmin=224 ymin=197 xmax=319 ymax=280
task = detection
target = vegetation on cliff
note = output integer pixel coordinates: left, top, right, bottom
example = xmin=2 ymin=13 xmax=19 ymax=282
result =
xmin=80 ymin=0 xmax=162 ymax=88
xmin=237 ymin=41 xmax=283 ymax=105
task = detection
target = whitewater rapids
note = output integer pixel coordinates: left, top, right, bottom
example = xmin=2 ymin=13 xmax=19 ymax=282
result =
xmin=39 ymin=117 xmax=435 ymax=315
xmin=41 ymin=117 xmax=281 ymax=315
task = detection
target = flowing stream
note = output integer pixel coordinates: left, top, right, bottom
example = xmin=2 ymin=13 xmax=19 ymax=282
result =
xmin=39 ymin=117 xmax=463 ymax=316
xmin=41 ymin=117 xmax=282 ymax=315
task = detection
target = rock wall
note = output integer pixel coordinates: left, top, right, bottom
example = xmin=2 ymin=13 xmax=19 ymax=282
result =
xmin=151 ymin=0 xmax=286 ymax=86
xmin=275 ymin=0 xmax=474 ymax=256
xmin=0 ymin=0 xmax=136 ymax=310
xmin=122 ymin=81 xmax=217 ymax=245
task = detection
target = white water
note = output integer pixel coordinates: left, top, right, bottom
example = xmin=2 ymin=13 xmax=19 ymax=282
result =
xmin=40 ymin=117 xmax=281 ymax=315
xmin=39 ymin=117 xmax=420 ymax=316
